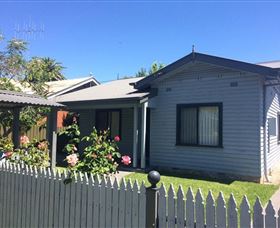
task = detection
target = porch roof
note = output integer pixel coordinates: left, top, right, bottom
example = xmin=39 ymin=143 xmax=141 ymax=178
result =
xmin=0 ymin=90 xmax=64 ymax=108
xmin=56 ymin=77 xmax=149 ymax=104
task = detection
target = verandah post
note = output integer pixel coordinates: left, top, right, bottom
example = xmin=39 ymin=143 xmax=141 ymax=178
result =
xmin=146 ymin=170 xmax=160 ymax=228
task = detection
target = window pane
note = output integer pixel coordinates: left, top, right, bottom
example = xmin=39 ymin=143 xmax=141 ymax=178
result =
xmin=110 ymin=111 xmax=120 ymax=138
xmin=180 ymin=107 xmax=197 ymax=144
xmin=198 ymin=106 xmax=219 ymax=146
xmin=96 ymin=111 xmax=108 ymax=132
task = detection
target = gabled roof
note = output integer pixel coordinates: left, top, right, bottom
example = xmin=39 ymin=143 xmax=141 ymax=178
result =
xmin=0 ymin=90 xmax=63 ymax=108
xmin=46 ymin=76 xmax=99 ymax=98
xmin=134 ymin=52 xmax=280 ymax=90
xmin=56 ymin=77 xmax=148 ymax=104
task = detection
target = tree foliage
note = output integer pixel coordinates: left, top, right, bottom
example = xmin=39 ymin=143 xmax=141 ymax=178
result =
xmin=135 ymin=61 xmax=165 ymax=77
xmin=0 ymin=35 xmax=65 ymax=135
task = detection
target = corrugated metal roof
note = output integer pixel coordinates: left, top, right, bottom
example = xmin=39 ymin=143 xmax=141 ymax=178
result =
xmin=0 ymin=90 xmax=64 ymax=107
xmin=56 ymin=77 xmax=148 ymax=103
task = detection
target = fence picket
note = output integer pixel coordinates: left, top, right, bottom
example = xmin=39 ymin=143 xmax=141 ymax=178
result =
xmin=206 ymin=191 xmax=215 ymax=228
xmin=186 ymin=187 xmax=195 ymax=228
xmin=93 ymin=175 xmax=100 ymax=228
xmin=139 ymin=181 xmax=146 ymax=228
xmin=265 ymin=200 xmax=277 ymax=228
xmin=132 ymin=180 xmax=140 ymax=228
xmin=53 ymin=170 xmax=61 ymax=227
xmin=124 ymin=179 xmax=132 ymax=227
xmin=112 ymin=178 xmax=119 ymax=227
xmin=47 ymin=168 xmax=55 ymax=227
xmin=253 ymin=197 xmax=264 ymax=228
xmin=74 ymin=172 xmax=83 ymax=228
xmin=158 ymin=184 xmax=167 ymax=228
xmin=105 ymin=177 xmax=113 ymax=228
xmin=195 ymin=189 xmax=205 ymax=228
xmin=69 ymin=172 xmax=77 ymax=227
xmin=58 ymin=171 xmax=66 ymax=228
xmin=240 ymin=196 xmax=251 ymax=228
xmin=64 ymin=171 xmax=71 ymax=228
xmin=86 ymin=173 xmax=94 ymax=228
xmin=177 ymin=185 xmax=185 ymax=228
xmin=168 ymin=184 xmax=176 ymax=228
xmin=99 ymin=176 xmax=107 ymax=228
xmin=21 ymin=165 xmax=29 ymax=227
xmin=81 ymin=173 xmax=88 ymax=228
xmin=228 ymin=194 xmax=238 ymax=228
xmin=216 ymin=192 xmax=226 ymax=228
xmin=118 ymin=179 xmax=126 ymax=228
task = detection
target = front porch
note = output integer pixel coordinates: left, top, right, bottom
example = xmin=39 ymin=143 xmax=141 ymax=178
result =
xmin=70 ymin=100 xmax=150 ymax=169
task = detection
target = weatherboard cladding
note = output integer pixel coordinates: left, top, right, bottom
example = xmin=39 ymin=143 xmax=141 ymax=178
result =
xmin=0 ymin=90 xmax=63 ymax=107
xmin=148 ymin=64 xmax=262 ymax=177
xmin=265 ymin=86 xmax=280 ymax=171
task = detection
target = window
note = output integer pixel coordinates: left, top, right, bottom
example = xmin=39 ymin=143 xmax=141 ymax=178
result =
xmin=96 ymin=110 xmax=121 ymax=139
xmin=176 ymin=103 xmax=222 ymax=147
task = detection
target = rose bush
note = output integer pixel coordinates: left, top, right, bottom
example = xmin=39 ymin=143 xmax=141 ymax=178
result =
xmin=62 ymin=125 xmax=131 ymax=180
xmin=6 ymin=136 xmax=50 ymax=167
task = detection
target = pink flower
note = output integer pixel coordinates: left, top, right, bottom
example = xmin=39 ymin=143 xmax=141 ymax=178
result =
xmin=20 ymin=135 xmax=29 ymax=145
xmin=107 ymin=154 xmax=113 ymax=161
xmin=73 ymin=146 xmax=77 ymax=151
xmin=114 ymin=136 xmax=120 ymax=142
xmin=38 ymin=141 xmax=48 ymax=150
xmin=4 ymin=151 xmax=13 ymax=158
xmin=66 ymin=154 xmax=79 ymax=167
xmin=121 ymin=155 xmax=131 ymax=166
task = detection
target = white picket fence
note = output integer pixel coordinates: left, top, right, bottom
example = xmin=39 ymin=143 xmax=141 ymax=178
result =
xmin=158 ymin=184 xmax=279 ymax=228
xmin=0 ymin=162 xmax=146 ymax=228
xmin=0 ymin=162 xmax=279 ymax=228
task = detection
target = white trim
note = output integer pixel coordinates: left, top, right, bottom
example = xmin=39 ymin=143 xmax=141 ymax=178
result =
xmin=132 ymin=104 xmax=139 ymax=168
xmin=141 ymin=101 xmax=147 ymax=169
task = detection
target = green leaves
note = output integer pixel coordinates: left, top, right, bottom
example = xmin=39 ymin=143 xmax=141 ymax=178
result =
xmin=64 ymin=126 xmax=121 ymax=177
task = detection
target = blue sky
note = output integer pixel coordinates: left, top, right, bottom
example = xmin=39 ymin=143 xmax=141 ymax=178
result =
xmin=0 ymin=1 xmax=280 ymax=82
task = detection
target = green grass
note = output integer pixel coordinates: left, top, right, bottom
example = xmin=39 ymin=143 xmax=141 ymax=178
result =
xmin=126 ymin=172 xmax=279 ymax=207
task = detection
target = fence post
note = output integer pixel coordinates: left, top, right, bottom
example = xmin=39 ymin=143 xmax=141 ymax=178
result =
xmin=146 ymin=170 xmax=160 ymax=228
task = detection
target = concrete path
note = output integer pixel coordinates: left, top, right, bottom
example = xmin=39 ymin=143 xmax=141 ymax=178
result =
xmin=109 ymin=170 xmax=133 ymax=181
xmin=269 ymin=165 xmax=280 ymax=210
xmin=271 ymin=188 xmax=280 ymax=211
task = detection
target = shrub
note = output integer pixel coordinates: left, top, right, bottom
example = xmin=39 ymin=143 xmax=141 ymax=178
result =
xmin=8 ymin=137 xmax=50 ymax=167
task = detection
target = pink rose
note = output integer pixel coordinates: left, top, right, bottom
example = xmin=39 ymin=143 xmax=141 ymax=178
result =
xmin=107 ymin=154 xmax=113 ymax=161
xmin=114 ymin=136 xmax=120 ymax=142
xmin=20 ymin=135 xmax=29 ymax=145
xmin=66 ymin=154 xmax=79 ymax=167
xmin=121 ymin=155 xmax=131 ymax=166
xmin=4 ymin=151 xmax=13 ymax=158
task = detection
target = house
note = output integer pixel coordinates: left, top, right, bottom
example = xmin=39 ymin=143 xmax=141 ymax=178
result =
xmin=12 ymin=76 xmax=99 ymax=127
xmin=56 ymin=52 xmax=280 ymax=182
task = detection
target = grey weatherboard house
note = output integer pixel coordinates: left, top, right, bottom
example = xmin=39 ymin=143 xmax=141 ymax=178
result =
xmin=56 ymin=52 xmax=280 ymax=182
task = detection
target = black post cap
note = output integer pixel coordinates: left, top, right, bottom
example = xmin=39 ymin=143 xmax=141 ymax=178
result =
xmin=147 ymin=170 xmax=160 ymax=188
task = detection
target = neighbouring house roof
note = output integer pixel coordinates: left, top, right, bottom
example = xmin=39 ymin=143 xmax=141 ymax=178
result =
xmin=46 ymin=76 xmax=99 ymax=98
xmin=8 ymin=76 xmax=99 ymax=98
xmin=134 ymin=52 xmax=280 ymax=90
xmin=0 ymin=90 xmax=64 ymax=108
xmin=257 ymin=60 xmax=280 ymax=69
xmin=56 ymin=77 xmax=149 ymax=103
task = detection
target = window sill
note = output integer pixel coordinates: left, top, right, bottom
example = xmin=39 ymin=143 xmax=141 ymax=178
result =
xmin=175 ymin=143 xmax=223 ymax=148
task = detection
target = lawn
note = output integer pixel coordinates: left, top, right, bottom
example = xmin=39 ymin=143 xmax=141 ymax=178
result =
xmin=126 ymin=172 xmax=279 ymax=207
